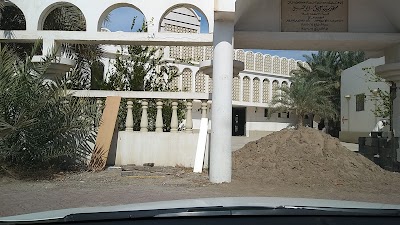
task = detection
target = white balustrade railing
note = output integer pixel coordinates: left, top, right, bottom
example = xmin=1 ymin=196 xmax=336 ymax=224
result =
xmin=69 ymin=90 xmax=210 ymax=133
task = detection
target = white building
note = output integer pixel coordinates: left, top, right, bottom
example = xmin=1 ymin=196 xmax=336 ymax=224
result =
xmin=101 ymin=7 xmax=303 ymax=137
xmin=340 ymin=57 xmax=389 ymax=143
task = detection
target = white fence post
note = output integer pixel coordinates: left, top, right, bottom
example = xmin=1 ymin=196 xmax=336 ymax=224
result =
xmin=155 ymin=99 xmax=164 ymax=132
xmin=140 ymin=99 xmax=148 ymax=132
xmin=125 ymin=100 xmax=134 ymax=132
xmin=170 ymin=101 xmax=179 ymax=133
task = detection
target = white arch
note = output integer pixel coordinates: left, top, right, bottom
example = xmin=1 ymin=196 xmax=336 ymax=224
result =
xmin=242 ymin=76 xmax=250 ymax=102
xmin=158 ymin=3 xmax=210 ymax=33
xmin=37 ymin=1 xmax=87 ymax=30
xmin=97 ymin=3 xmax=146 ymax=32
xmin=245 ymin=51 xmax=254 ymax=71
xmin=1 ymin=3 xmax=27 ymax=30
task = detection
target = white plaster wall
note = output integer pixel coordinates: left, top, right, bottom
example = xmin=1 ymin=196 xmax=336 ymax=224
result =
xmin=10 ymin=0 xmax=214 ymax=33
xmin=115 ymin=132 xmax=209 ymax=168
xmin=341 ymin=57 xmax=388 ymax=133
xmin=246 ymin=106 xmax=296 ymax=134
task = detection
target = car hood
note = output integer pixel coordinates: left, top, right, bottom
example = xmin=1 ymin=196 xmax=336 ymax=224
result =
xmin=1 ymin=197 xmax=400 ymax=222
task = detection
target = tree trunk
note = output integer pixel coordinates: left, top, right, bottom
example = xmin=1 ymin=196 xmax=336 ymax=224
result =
xmin=297 ymin=114 xmax=304 ymax=128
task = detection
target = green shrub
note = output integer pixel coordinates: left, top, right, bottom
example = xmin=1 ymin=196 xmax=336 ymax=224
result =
xmin=0 ymin=43 xmax=97 ymax=177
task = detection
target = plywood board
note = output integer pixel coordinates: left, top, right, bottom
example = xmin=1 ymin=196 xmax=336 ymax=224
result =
xmin=89 ymin=96 xmax=121 ymax=171
xmin=281 ymin=0 xmax=348 ymax=32
xmin=193 ymin=118 xmax=209 ymax=173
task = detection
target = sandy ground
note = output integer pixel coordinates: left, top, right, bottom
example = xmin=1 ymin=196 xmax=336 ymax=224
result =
xmin=1 ymin=166 xmax=400 ymax=217
xmin=1 ymin=128 xmax=399 ymax=217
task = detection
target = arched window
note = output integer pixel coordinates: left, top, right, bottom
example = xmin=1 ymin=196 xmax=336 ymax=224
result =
xmin=245 ymin=52 xmax=254 ymax=71
xmin=208 ymin=76 xmax=213 ymax=93
xmin=243 ymin=76 xmax=250 ymax=102
xmin=272 ymin=57 xmax=280 ymax=74
xmin=255 ymin=53 xmax=263 ymax=72
xmin=253 ymin=78 xmax=260 ymax=103
xmin=272 ymin=80 xmax=279 ymax=98
xmin=264 ymin=55 xmax=272 ymax=73
xmin=195 ymin=71 xmax=206 ymax=93
xmin=289 ymin=59 xmax=297 ymax=75
xmin=0 ymin=4 xmax=26 ymax=30
xmin=281 ymin=58 xmax=289 ymax=75
xmin=236 ymin=50 xmax=245 ymax=62
xmin=232 ymin=76 xmax=240 ymax=101
xmin=99 ymin=5 xmax=146 ymax=32
xmin=169 ymin=66 xmax=179 ymax=90
xmin=262 ymin=79 xmax=270 ymax=103
xmin=42 ymin=4 xmax=86 ymax=31
xmin=182 ymin=68 xmax=193 ymax=92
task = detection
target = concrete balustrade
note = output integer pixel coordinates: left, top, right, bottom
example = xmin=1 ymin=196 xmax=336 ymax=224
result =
xmin=185 ymin=100 xmax=193 ymax=133
xmin=170 ymin=101 xmax=179 ymax=133
xmin=125 ymin=100 xmax=134 ymax=132
xmin=140 ymin=100 xmax=149 ymax=132
xmin=155 ymin=99 xmax=164 ymax=132
xmin=69 ymin=90 xmax=210 ymax=167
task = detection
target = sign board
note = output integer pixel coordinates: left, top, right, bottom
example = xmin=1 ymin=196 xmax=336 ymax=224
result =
xmin=281 ymin=0 xmax=348 ymax=32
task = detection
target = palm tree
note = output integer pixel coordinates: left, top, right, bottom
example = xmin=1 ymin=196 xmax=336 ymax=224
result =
xmin=270 ymin=74 xmax=337 ymax=127
xmin=296 ymin=51 xmax=365 ymax=134
xmin=0 ymin=42 xmax=97 ymax=176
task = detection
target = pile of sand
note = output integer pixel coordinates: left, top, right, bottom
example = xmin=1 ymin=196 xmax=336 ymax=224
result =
xmin=233 ymin=127 xmax=399 ymax=187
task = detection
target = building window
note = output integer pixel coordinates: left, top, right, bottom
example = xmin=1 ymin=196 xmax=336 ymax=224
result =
xmin=287 ymin=112 xmax=290 ymax=118
xmin=264 ymin=108 xmax=269 ymax=117
xmin=356 ymin=94 xmax=365 ymax=111
xmin=278 ymin=113 xmax=282 ymax=118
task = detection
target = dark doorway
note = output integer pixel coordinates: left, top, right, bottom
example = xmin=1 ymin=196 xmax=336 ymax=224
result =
xmin=232 ymin=108 xmax=246 ymax=136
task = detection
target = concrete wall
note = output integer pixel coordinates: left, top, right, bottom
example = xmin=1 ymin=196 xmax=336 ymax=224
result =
xmin=115 ymin=131 xmax=209 ymax=168
xmin=340 ymin=57 xmax=388 ymax=143
xmin=245 ymin=106 xmax=296 ymax=136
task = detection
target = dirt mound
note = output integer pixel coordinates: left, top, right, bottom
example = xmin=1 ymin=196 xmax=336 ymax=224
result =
xmin=233 ymin=127 xmax=399 ymax=187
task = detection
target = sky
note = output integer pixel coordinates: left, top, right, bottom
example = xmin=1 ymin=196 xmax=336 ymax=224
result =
xmin=103 ymin=7 xmax=315 ymax=61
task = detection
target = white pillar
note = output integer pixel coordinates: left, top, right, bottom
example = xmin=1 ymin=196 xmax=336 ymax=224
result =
xmin=210 ymin=20 xmax=234 ymax=183
xmin=43 ymin=38 xmax=61 ymax=56
xmin=170 ymin=101 xmax=179 ymax=133
xmin=125 ymin=100 xmax=134 ymax=132
xmin=185 ymin=100 xmax=193 ymax=133
xmin=155 ymin=99 xmax=163 ymax=132
xmin=140 ymin=99 xmax=148 ymax=132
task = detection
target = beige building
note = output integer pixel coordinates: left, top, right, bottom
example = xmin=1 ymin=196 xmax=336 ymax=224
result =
xmin=340 ymin=57 xmax=389 ymax=143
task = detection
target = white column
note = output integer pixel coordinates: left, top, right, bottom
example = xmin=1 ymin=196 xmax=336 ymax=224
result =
xmin=140 ymin=99 xmax=148 ymax=132
xmin=170 ymin=101 xmax=179 ymax=133
xmin=210 ymin=20 xmax=234 ymax=183
xmin=43 ymin=38 xmax=61 ymax=56
xmin=125 ymin=100 xmax=134 ymax=132
xmin=185 ymin=100 xmax=193 ymax=133
xmin=155 ymin=99 xmax=163 ymax=132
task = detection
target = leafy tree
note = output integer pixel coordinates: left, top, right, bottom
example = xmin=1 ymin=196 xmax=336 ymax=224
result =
xmin=296 ymin=51 xmax=365 ymax=135
xmin=42 ymin=5 xmax=106 ymax=89
xmin=97 ymin=44 xmax=185 ymax=131
xmin=363 ymin=67 xmax=392 ymax=119
xmin=0 ymin=42 xmax=97 ymax=177
xmin=93 ymin=18 xmax=186 ymax=132
xmin=270 ymin=73 xmax=337 ymax=127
